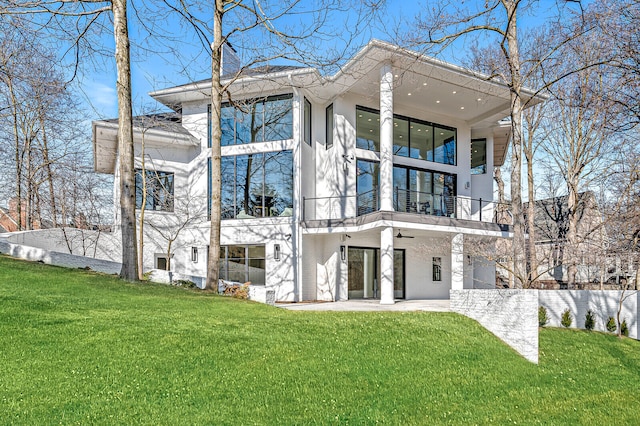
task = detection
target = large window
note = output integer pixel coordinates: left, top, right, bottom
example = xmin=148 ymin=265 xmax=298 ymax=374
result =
xmin=211 ymin=94 xmax=293 ymax=146
xmin=219 ymin=245 xmax=266 ymax=285
xmin=356 ymin=106 xmax=457 ymax=165
xmin=135 ymin=169 xmax=174 ymax=211
xmin=217 ymin=150 xmax=293 ymax=219
xmin=393 ymin=165 xmax=456 ymax=217
xmin=471 ymin=138 xmax=487 ymax=174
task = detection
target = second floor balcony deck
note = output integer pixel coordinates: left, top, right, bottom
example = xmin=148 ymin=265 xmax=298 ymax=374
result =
xmin=302 ymin=188 xmax=512 ymax=232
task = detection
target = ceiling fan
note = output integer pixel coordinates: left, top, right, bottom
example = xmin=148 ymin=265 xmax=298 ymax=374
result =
xmin=396 ymin=231 xmax=415 ymax=239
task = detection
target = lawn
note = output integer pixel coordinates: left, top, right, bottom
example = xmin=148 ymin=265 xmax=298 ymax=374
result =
xmin=1 ymin=255 xmax=639 ymax=424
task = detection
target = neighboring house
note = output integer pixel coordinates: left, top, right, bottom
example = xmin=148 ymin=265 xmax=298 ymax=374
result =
xmin=526 ymin=192 xmax=610 ymax=288
xmin=93 ymin=39 xmax=544 ymax=303
xmin=0 ymin=198 xmax=42 ymax=232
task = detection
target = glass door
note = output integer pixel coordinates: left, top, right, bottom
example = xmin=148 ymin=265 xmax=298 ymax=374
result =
xmin=348 ymin=247 xmax=405 ymax=299
xmin=348 ymin=248 xmax=378 ymax=299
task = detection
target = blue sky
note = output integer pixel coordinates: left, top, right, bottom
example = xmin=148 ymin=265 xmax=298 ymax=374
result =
xmin=79 ymin=0 xmax=584 ymax=120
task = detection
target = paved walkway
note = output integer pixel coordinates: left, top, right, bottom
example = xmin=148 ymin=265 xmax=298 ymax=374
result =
xmin=276 ymin=299 xmax=450 ymax=312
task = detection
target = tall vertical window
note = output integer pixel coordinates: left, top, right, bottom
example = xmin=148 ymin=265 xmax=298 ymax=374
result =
xmin=219 ymin=245 xmax=266 ymax=285
xmin=216 ymin=151 xmax=293 ymax=219
xmin=211 ymin=94 xmax=293 ymax=146
xmin=326 ymin=103 xmax=334 ymax=149
xmin=433 ymin=257 xmax=442 ymax=281
xmin=356 ymin=106 xmax=456 ymax=165
xmin=304 ymin=97 xmax=312 ymax=146
xmin=135 ymin=169 xmax=174 ymax=211
xmin=356 ymin=159 xmax=379 ymax=215
xmin=471 ymin=138 xmax=487 ymax=174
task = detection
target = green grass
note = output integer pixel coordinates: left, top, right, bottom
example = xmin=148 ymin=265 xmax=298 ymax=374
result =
xmin=1 ymin=255 xmax=639 ymax=424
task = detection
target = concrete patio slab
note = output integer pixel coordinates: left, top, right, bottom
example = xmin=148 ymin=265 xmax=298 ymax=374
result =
xmin=276 ymin=299 xmax=450 ymax=312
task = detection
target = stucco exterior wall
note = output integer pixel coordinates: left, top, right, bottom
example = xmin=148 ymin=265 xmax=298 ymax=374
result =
xmin=450 ymin=289 xmax=539 ymax=363
xmin=539 ymin=290 xmax=639 ymax=338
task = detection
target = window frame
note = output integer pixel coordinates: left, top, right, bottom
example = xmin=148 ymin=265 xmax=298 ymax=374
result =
xmin=326 ymin=103 xmax=334 ymax=149
xmin=432 ymin=257 xmax=442 ymax=282
xmin=355 ymin=105 xmax=457 ymax=166
xmin=304 ymin=97 xmax=312 ymax=146
xmin=471 ymin=138 xmax=487 ymax=175
xmin=135 ymin=168 xmax=175 ymax=212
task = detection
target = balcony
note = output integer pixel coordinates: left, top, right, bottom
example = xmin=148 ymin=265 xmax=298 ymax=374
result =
xmin=302 ymin=188 xmax=512 ymax=231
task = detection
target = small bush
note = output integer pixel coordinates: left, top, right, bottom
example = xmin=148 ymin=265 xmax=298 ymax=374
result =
xmin=538 ymin=306 xmax=549 ymax=327
xmin=606 ymin=316 xmax=617 ymax=333
xmin=584 ymin=310 xmax=595 ymax=331
xmin=621 ymin=319 xmax=629 ymax=337
xmin=173 ymin=279 xmax=196 ymax=289
xmin=561 ymin=309 xmax=572 ymax=328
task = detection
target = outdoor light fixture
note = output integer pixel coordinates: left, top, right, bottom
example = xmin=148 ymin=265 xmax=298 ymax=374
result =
xmin=191 ymin=247 xmax=198 ymax=263
xmin=274 ymin=244 xmax=281 ymax=261
xmin=340 ymin=245 xmax=346 ymax=261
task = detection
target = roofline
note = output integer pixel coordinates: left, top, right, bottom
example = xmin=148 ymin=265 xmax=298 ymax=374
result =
xmin=149 ymin=66 xmax=319 ymax=100
xmin=92 ymin=120 xmax=196 ymax=142
xmin=329 ymin=39 xmax=546 ymax=101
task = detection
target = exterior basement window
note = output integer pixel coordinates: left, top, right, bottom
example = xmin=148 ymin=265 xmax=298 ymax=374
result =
xmin=433 ymin=257 xmax=442 ymax=281
xmin=135 ymin=169 xmax=174 ymax=212
xmin=219 ymin=245 xmax=266 ymax=285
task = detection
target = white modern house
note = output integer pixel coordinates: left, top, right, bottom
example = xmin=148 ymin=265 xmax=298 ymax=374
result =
xmin=93 ymin=39 xmax=543 ymax=303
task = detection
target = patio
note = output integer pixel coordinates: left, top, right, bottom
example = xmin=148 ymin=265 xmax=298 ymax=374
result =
xmin=276 ymin=299 xmax=451 ymax=312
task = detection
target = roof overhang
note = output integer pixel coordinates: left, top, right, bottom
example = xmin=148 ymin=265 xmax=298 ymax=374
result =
xmin=92 ymin=120 xmax=199 ymax=174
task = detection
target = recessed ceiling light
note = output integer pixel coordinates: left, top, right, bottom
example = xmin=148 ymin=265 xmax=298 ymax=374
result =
xmin=477 ymin=98 xmax=482 ymax=102
xmin=394 ymin=74 xmax=398 ymax=78
xmin=417 ymin=129 xmax=422 ymax=132
xmin=452 ymin=91 xmax=457 ymax=94
xmin=440 ymin=132 xmax=444 ymax=135
xmin=460 ymin=106 xmax=465 ymax=110
xmin=410 ymin=125 xmax=414 ymax=129
xmin=369 ymin=129 xmax=373 ymax=132
xmin=436 ymin=100 xmax=441 ymax=103
xmin=399 ymin=135 xmax=403 ymax=138
xmin=408 ymin=93 xmax=412 ymax=96
xmin=368 ymin=118 xmax=371 ymax=121
xmin=423 ymin=82 xmax=427 ymax=86
xmin=358 ymin=114 xmax=362 ymax=118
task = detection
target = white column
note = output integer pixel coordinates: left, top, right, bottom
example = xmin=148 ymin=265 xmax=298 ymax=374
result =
xmin=379 ymin=63 xmax=394 ymax=212
xmin=451 ymin=233 xmax=464 ymax=290
xmin=380 ymin=226 xmax=395 ymax=304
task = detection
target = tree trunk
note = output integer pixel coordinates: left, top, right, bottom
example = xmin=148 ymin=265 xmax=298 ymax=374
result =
xmin=526 ymin=148 xmax=538 ymax=284
xmin=205 ymin=0 xmax=224 ymax=290
xmin=503 ymin=0 xmax=526 ymax=288
xmin=138 ymin=133 xmax=147 ymax=280
xmin=113 ymin=0 xmax=138 ymax=281
xmin=566 ymin=180 xmax=579 ymax=287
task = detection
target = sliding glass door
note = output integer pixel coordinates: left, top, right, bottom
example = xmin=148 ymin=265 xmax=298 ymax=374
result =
xmin=348 ymin=247 xmax=405 ymax=299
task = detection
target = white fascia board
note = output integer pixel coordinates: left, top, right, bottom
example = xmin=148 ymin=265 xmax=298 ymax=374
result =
xmin=150 ymin=68 xmax=321 ymax=107
xmin=302 ymin=218 xmax=512 ymax=238
xmin=326 ymin=39 xmax=546 ymax=104
xmin=93 ymin=120 xmax=198 ymax=146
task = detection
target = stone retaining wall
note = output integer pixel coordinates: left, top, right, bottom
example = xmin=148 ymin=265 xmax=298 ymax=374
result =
xmin=450 ymin=289 xmax=539 ymax=363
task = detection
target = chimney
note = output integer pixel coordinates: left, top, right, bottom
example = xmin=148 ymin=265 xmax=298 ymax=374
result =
xmin=221 ymin=42 xmax=241 ymax=77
